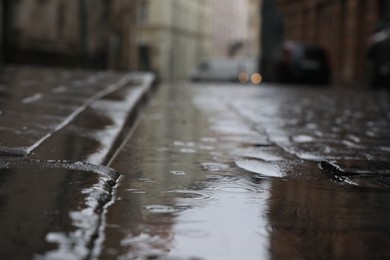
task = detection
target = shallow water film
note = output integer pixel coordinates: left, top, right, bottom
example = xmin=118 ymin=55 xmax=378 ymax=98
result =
xmin=100 ymin=83 xmax=390 ymax=259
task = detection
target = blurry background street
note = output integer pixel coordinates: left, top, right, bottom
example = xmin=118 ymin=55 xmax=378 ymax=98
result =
xmin=1 ymin=0 xmax=389 ymax=87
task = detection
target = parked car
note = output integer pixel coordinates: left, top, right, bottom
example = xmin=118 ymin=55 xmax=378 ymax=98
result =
xmin=266 ymin=41 xmax=331 ymax=85
xmin=367 ymin=25 xmax=390 ymax=89
xmin=190 ymin=58 xmax=258 ymax=83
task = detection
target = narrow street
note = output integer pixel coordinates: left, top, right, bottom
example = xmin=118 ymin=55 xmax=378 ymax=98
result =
xmin=99 ymin=82 xmax=390 ymax=259
xmin=1 ymin=1 xmax=390 ymax=259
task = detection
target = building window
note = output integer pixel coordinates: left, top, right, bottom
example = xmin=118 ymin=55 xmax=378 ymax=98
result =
xmin=138 ymin=0 xmax=149 ymax=24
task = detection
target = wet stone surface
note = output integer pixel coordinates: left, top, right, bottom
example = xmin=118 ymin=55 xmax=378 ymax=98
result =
xmin=0 ymin=66 xmax=154 ymax=258
xmin=0 ymin=159 xmax=118 ymax=259
xmin=0 ymin=66 xmax=146 ymax=157
xmin=29 ymin=83 xmax=150 ymax=165
xmin=195 ymin=84 xmax=390 ymax=177
xmin=321 ymin=160 xmax=390 ymax=187
xmin=1 ymin=67 xmax=390 ymax=259
xmin=98 ymin=82 xmax=390 ymax=259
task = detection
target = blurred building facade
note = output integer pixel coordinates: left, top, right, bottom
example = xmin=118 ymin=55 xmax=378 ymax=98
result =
xmin=0 ymin=0 xmax=139 ymax=70
xmin=208 ymin=0 xmax=262 ymax=72
xmin=246 ymin=0 xmax=262 ymax=58
xmin=137 ymin=0 xmax=212 ymax=80
xmin=137 ymin=0 xmax=263 ymax=80
xmin=275 ymin=0 xmax=390 ymax=85
xmin=211 ymin=0 xmax=249 ymax=58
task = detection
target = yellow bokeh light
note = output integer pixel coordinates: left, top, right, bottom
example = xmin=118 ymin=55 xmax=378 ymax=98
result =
xmin=238 ymin=72 xmax=249 ymax=84
xmin=251 ymin=73 xmax=262 ymax=84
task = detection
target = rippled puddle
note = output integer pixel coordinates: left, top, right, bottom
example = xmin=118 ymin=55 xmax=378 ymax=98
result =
xmin=100 ymin=83 xmax=390 ymax=259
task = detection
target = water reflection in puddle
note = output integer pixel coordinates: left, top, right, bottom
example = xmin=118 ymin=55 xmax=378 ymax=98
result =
xmin=106 ymin=168 xmax=272 ymax=259
xmin=101 ymin=84 xmax=390 ymax=259
xmin=171 ymin=179 xmax=271 ymax=260
xmin=144 ymin=205 xmax=180 ymax=214
xmin=104 ymin=133 xmax=273 ymax=259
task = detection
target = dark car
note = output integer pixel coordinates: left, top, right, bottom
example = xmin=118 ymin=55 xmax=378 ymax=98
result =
xmin=367 ymin=26 xmax=390 ymax=89
xmin=266 ymin=41 xmax=331 ymax=85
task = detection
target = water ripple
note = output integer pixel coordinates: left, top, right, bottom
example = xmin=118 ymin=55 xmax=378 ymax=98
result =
xmin=144 ymin=205 xmax=178 ymax=214
xmin=167 ymin=190 xmax=212 ymax=201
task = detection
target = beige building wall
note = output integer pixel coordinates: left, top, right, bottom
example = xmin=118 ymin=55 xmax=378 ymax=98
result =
xmin=246 ymin=0 xmax=262 ymax=57
xmin=212 ymin=0 xmax=249 ymax=58
xmin=108 ymin=0 xmax=139 ymax=70
xmin=138 ymin=0 xmax=212 ymax=80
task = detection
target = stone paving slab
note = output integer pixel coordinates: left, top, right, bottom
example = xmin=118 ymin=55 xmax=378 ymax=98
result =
xmin=0 ymin=159 xmax=119 ymax=259
xmin=29 ymin=73 xmax=155 ymax=165
xmin=0 ymin=66 xmax=154 ymax=158
xmin=0 ymin=66 xmax=156 ymax=258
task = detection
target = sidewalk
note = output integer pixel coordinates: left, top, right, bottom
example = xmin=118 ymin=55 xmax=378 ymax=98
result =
xmin=0 ymin=65 xmax=155 ymax=259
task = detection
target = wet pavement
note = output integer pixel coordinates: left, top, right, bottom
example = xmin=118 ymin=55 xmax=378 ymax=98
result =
xmin=97 ymin=82 xmax=390 ymax=259
xmin=1 ymin=70 xmax=390 ymax=259
xmin=0 ymin=66 xmax=154 ymax=163
xmin=0 ymin=159 xmax=118 ymax=259
xmin=0 ymin=66 xmax=154 ymax=259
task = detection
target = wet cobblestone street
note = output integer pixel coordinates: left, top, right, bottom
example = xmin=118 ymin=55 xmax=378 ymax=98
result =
xmin=1 ymin=71 xmax=390 ymax=258
xmin=195 ymin=83 xmax=390 ymax=186
xmin=100 ymin=82 xmax=390 ymax=259
xmin=1 ymin=0 xmax=389 ymax=258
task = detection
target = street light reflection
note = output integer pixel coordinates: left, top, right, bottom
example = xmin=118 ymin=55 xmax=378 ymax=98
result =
xmin=251 ymin=73 xmax=262 ymax=84
xmin=239 ymin=72 xmax=250 ymax=84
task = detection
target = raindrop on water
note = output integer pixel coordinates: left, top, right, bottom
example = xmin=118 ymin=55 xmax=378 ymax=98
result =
xmin=144 ymin=205 xmax=177 ymax=214
xmin=170 ymin=170 xmax=186 ymax=176
xmin=200 ymin=162 xmax=230 ymax=172
xmin=138 ymin=178 xmax=156 ymax=183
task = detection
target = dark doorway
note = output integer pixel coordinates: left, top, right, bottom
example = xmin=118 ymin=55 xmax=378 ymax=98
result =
xmin=138 ymin=45 xmax=151 ymax=71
